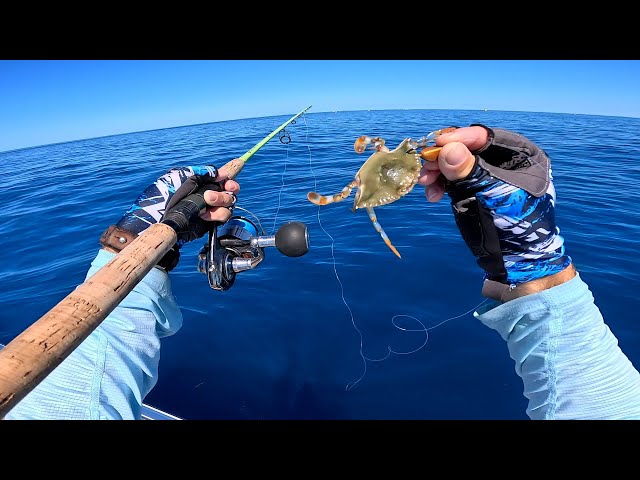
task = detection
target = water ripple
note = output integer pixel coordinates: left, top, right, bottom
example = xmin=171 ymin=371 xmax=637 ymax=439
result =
xmin=2 ymin=109 xmax=639 ymax=420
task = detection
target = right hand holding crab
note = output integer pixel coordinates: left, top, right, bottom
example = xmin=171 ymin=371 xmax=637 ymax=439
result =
xmin=419 ymin=124 xmax=574 ymax=299
xmin=417 ymin=125 xmax=486 ymax=201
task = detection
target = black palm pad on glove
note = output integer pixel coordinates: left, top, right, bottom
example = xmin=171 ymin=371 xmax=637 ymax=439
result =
xmin=100 ymin=165 xmax=228 ymax=272
xmin=116 ymin=165 xmax=223 ymax=245
xmin=445 ymin=125 xmax=572 ymax=285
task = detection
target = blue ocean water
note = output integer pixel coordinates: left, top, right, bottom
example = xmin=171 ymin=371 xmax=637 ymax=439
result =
xmin=1 ymin=109 xmax=639 ymax=420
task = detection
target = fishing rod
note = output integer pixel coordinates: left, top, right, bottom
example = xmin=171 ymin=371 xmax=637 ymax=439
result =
xmin=0 ymin=105 xmax=312 ymax=417
xmin=161 ymin=106 xmax=312 ymax=290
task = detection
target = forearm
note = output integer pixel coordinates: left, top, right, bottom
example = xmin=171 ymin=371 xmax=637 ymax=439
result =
xmin=476 ymin=272 xmax=640 ymax=419
xmin=4 ymin=249 xmax=183 ymax=420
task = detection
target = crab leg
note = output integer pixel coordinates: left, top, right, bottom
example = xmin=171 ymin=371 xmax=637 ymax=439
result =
xmin=366 ymin=206 xmax=401 ymax=259
xmin=415 ymin=127 xmax=457 ymax=147
xmin=307 ymin=180 xmax=358 ymax=206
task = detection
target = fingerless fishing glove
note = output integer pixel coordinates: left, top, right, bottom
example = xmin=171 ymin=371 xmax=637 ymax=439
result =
xmin=100 ymin=165 xmax=223 ymax=271
xmin=445 ymin=125 xmax=572 ymax=286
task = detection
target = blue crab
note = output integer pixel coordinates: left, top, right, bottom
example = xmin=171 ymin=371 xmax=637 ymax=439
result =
xmin=307 ymin=128 xmax=455 ymax=258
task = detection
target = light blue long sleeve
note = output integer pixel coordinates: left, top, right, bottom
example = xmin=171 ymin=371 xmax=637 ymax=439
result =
xmin=476 ymin=272 xmax=640 ymax=419
xmin=7 ymin=250 xmax=640 ymax=420
xmin=4 ymin=249 xmax=183 ymax=420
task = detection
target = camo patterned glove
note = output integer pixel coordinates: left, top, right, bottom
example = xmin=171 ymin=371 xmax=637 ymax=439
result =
xmin=445 ymin=124 xmax=572 ymax=286
xmin=100 ymin=165 xmax=224 ymax=271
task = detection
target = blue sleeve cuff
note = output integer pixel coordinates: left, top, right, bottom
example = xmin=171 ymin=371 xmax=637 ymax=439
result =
xmin=475 ymin=273 xmax=640 ymax=419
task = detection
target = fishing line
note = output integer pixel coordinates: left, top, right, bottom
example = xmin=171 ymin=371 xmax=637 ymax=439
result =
xmin=367 ymin=298 xmax=489 ymax=360
xmin=258 ymin=113 xmax=490 ymax=391
xmin=269 ymin=126 xmax=292 ymax=235
xmin=344 ymin=298 xmax=488 ymax=391
xmin=304 ymin=122 xmax=490 ymax=391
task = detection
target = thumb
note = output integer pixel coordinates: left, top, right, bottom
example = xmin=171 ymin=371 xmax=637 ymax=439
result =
xmin=438 ymin=142 xmax=476 ymax=181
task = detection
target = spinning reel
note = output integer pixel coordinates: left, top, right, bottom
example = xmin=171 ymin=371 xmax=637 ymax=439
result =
xmin=197 ymin=215 xmax=309 ymax=291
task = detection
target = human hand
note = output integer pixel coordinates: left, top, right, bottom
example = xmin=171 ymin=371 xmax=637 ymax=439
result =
xmin=100 ymin=163 xmax=241 ymax=271
xmin=161 ymin=163 xmax=241 ymax=230
xmin=417 ymin=125 xmax=572 ymax=288
xmin=417 ymin=125 xmax=487 ymax=202
xmin=198 ymin=163 xmax=241 ymax=222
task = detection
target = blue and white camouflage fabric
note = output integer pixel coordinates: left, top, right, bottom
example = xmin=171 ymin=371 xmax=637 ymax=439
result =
xmin=115 ymin=165 xmax=219 ymax=245
xmin=445 ymin=126 xmax=572 ymax=285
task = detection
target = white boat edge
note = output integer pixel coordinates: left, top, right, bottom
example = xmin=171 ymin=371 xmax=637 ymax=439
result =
xmin=0 ymin=343 xmax=181 ymax=420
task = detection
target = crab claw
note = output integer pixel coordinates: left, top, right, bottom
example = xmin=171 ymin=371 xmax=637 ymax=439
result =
xmin=424 ymin=127 xmax=457 ymax=142
xmin=307 ymin=192 xmax=327 ymax=205
xmin=354 ymin=136 xmax=388 ymax=154
xmin=416 ymin=127 xmax=458 ymax=148
xmin=420 ymin=146 xmax=442 ymax=162
xmin=354 ymin=135 xmax=372 ymax=153
xmin=432 ymin=127 xmax=457 ymax=137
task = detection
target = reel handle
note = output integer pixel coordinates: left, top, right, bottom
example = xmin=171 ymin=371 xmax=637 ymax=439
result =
xmin=275 ymin=221 xmax=309 ymax=257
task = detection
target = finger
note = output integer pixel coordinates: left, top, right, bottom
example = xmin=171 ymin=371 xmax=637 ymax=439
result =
xmin=421 ymin=159 xmax=441 ymax=172
xmin=425 ymin=177 xmax=445 ymax=203
xmin=435 ymin=125 xmax=488 ymax=151
xmin=417 ymin=168 xmax=442 ymax=186
xmin=203 ymin=190 xmax=236 ymax=208
xmin=222 ymin=179 xmax=240 ymax=194
xmin=200 ymin=206 xmax=233 ymax=223
xmin=438 ymin=142 xmax=476 ymax=181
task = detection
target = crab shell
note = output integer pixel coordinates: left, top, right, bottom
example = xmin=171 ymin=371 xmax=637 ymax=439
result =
xmin=352 ymin=138 xmax=421 ymax=212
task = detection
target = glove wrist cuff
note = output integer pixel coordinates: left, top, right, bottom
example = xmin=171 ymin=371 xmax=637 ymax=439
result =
xmin=100 ymin=224 xmax=137 ymax=252
xmin=99 ymin=225 xmax=180 ymax=272
xmin=468 ymin=123 xmax=495 ymax=153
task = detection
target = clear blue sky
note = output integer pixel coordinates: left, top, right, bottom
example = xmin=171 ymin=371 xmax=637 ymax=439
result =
xmin=1 ymin=60 xmax=638 ymax=153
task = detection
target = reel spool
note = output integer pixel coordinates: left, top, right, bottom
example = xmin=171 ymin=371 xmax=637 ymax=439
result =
xmin=197 ymin=216 xmax=309 ymax=291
